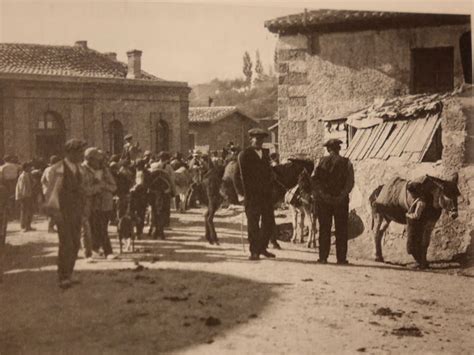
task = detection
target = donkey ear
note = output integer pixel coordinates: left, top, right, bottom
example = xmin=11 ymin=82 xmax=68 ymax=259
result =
xmin=425 ymin=175 xmax=444 ymax=189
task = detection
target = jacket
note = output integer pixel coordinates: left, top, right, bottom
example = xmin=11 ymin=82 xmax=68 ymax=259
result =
xmin=15 ymin=171 xmax=33 ymax=200
xmin=42 ymin=160 xmax=85 ymax=218
xmin=237 ymin=147 xmax=273 ymax=204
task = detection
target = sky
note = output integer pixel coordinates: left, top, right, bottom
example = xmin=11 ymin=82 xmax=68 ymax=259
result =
xmin=0 ymin=0 xmax=472 ymax=84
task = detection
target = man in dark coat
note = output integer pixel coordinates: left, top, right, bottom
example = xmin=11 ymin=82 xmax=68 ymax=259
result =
xmin=237 ymin=128 xmax=276 ymax=261
xmin=43 ymin=139 xmax=86 ymax=289
xmin=313 ymin=139 xmax=354 ymax=264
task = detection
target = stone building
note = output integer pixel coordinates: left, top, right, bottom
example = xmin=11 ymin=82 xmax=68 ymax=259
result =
xmin=266 ymin=10 xmax=473 ymax=263
xmin=265 ymin=9 xmax=471 ymax=160
xmin=188 ymin=106 xmax=259 ymax=152
xmin=0 ymin=41 xmax=190 ymax=160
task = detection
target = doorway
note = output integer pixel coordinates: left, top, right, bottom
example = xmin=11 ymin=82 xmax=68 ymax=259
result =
xmin=35 ymin=111 xmax=65 ymax=159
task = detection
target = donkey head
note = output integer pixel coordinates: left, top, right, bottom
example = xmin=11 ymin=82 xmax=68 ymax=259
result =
xmin=425 ymin=174 xmax=460 ymax=219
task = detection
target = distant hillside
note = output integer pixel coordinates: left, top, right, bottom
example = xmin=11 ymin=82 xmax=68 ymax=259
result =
xmin=190 ymin=75 xmax=277 ymax=119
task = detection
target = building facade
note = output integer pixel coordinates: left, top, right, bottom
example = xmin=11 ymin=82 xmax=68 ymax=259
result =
xmin=188 ymin=106 xmax=259 ymax=152
xmin=266 ymin=10 xmax=473 ymax=263
xmin=0 ymin=41 xmax=190 ymax=161
xmin=266 ymin=10 xmax=471 ymax=160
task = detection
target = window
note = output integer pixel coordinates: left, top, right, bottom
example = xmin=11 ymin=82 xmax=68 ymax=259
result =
xmin=411 ymin=47 xmax=454 ymax=94
xmin=460 ymin=32 xmax=472 ymax=84
xmin=38 ymin=112 xmax=61 ymax=130
xmin=109 ymin=120 xmax=124 ymax=155
xmin=155 ymin=118 xmax=170 ymax=153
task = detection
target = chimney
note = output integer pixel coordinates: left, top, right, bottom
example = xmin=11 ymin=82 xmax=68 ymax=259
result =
xmin=74 ymin=40 xmax=88 ymax=49
xmin=126 ymin=50 xmax=142 ymax=79
xmin=104 ymin=52 xmax=117 ymax=61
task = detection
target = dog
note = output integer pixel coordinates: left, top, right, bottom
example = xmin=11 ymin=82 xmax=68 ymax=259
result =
xmin=117 ymin=213 xmax=140 ymax=253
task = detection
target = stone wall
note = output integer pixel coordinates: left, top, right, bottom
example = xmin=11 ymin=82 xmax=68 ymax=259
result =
xmin=347 ymin=97 xmax=473 ymax=264
xmin=190 ymin=112 xmax=258 ymax=151
xmin=275 ymin=24 xmax=470 ymax=160
xmin=0 ymin=80 xmax=190 ymax=160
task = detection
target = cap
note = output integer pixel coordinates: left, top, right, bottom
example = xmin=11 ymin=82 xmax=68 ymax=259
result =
xmin=144 ymin=150 xmax=152 ymax=156
xmin=124 ymin=134 xmax=133 ymax=140
xmin=323 ymin=138 xmax=343 ymax=148
xmin=248 ymin=128 xmax=269 ymax=137
xmin=84 ymin=147 xmax=100 ymax=160
xmin=64 ymin=139 xmax=86 ymax=152
xmin=192 ymin=150 xmax=202 ymax=157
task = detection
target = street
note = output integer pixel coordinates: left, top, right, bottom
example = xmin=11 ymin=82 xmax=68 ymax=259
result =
xmin=1 ymin=207 xmax=473 ymax=354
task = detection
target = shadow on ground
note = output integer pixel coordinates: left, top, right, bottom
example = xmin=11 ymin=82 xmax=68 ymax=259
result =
xmin=0 ymin=268 xmax=275 ymax=354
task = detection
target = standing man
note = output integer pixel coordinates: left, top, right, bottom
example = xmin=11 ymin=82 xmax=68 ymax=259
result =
xmin=237 ymin=128 xmax=276 ymax=260
xmin=15 ymin=162 xmax=35 ymax=232
xmin=313 ymin=139 xmax=354 ymax=265
xmin=43 ymin=139 xmax=86 ymax=289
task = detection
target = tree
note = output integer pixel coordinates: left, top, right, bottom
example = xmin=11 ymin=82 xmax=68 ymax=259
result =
xmin=242 ymin=51 xmax=253 ymax=86
xmin=255 ymin=50 xmax=264 ymax=78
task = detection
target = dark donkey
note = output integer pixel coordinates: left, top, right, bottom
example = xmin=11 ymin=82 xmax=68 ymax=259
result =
xmin=200 ymin=158 xmax=314 ymax=245
xmin=369 ymin=174 xmax=460 ymax=269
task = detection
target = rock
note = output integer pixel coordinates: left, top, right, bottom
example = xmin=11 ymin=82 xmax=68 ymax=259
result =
xmin=391 ymin=326 xmax=423 ymax=337
xmin=163 ymin=295 xmax=189 ymax=302
xmin=249 ymin=314 xmax=258 ymax=319
xmin=302 ymin=278 xmax=313 ymax=282
xmin=204 ymin=316 xmax=221 ymax=327
xmin=357 ymin=347 xmax=366 ymax=352
xmin=373 ymin=307 xmax=404 ymax=318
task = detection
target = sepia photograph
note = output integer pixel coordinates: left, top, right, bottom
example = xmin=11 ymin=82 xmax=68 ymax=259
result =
xmin=0 ymin=0 xmax=472 ymax=353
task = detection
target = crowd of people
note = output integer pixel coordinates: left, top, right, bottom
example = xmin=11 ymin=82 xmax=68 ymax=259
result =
xmin=0 ymin=128 xmax=360 ymax=288
xmin=0 ymin=134 xmax=248 ymax=288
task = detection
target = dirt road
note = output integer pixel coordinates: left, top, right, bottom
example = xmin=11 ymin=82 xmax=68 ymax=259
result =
xmin=1 ymin=208 xmax=473 ymax=354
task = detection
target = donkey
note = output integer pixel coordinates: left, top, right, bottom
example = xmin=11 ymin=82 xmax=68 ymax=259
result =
xmin=201 ymin=158 xmax=314 ymax=245
xmin=369 ymin=174 xmax=460 ymax=269
xmin=285 ymin=169 xmax=318 ymax=248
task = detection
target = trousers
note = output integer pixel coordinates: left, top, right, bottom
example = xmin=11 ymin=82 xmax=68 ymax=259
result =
xmin=90 ymin=211 xmax=113 ymax=256
xmin=57 ymin=210 xmax=82 ymax=281
xmin=318 ymin=200 xmax=349 ymax=262
xmin=245 ymin=200 xmax=275 ymax=255
xmin=19 ymin=197 xmax=34 ymax=230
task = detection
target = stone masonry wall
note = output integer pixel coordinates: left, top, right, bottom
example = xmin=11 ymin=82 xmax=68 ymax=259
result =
xmin=347 ymin=98 xmax=472 ymax=264
xmin=190 ymin=113 xmax=259 ymax=151
xmin=1 ymin=80 xmax=190 ymax=160
xmin=276 ymin=24 xmax=470 ymax=161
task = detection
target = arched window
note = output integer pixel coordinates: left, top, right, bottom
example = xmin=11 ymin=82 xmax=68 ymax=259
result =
xmin=155 ymin=119 xmax=170 ymax=153
xmin=109 ymin=120 xmax=124 ymax=155
xmin=35 ymin=111 xmax=65 ymax=159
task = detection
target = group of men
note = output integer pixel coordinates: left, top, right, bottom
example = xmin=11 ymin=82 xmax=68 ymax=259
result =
xmin=237 ymin=128 xmax=354 ymax=264
xmin=0 ymin=127 xmax=357 ymax=288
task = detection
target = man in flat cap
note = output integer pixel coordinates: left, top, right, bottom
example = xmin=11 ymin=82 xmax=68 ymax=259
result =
xmin=42 ymin=139 xmax=86 ymax=288
xmin=313 ymin=138 xmax=354 ymax=264
xmin=122 ymin=134 xmax=140 ymax=162
xmin=237 ymin=128 xmax=277 ymax=260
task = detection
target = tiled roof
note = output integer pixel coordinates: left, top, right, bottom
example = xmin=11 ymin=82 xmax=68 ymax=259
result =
xmin=189 ymin=106 xmax=255 ymax=123
xmin=265 ymin=9 xmax=470 ymax=34
xmin=0 ymin=43 xmax=162 ymax=81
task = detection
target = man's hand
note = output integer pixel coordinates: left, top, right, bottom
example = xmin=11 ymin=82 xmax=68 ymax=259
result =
xmin=237 ymin=194 xmax=245 ymax=203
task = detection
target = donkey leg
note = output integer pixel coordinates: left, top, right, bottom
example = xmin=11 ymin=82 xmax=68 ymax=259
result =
xmin=299 ymin=208 xmax=306 ymax=243
xmin=290 ymin=206 xmax=298 ymax=243
xmin=373 ymin=214 xmax=388 ymax=262
xmin=209 ymin=203 xmax=220 ymax=245
xmin=203 ymin=208 xmax=213 ymax=244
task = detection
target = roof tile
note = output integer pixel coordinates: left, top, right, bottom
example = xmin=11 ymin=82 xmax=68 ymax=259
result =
xmin=0 ymin=43 xmax=162 ymax=81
